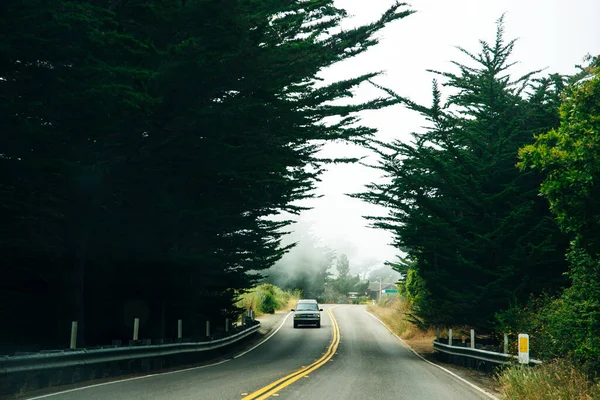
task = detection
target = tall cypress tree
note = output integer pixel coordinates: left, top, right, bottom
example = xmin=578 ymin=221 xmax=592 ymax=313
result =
xmin=1 ymin=0 xmax=413 ymax=347
xmin=354 ymin=18 xmax=569 ymax=329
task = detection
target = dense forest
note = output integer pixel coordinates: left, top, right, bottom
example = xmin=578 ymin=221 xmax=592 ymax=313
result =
xmin=0 ymin=0 xmax=412 ymax=350
xmin=356 ymin=18 xmax=600 ymax=373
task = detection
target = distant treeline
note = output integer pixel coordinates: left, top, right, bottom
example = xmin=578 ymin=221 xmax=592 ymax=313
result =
xmin=0 ymin=1 xmax=412 ymax=350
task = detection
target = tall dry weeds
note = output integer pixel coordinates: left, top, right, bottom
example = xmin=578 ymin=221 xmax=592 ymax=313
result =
xmin=497 ymin=360 xmax=600 ymax=400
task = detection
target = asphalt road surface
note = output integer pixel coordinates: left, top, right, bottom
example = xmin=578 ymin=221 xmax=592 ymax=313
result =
xmin=28 ymin=305 xmax=492 ymax=400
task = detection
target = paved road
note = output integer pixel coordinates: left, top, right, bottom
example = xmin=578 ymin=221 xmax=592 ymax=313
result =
xmin=29 ymin=305 xmax=491 ymax=400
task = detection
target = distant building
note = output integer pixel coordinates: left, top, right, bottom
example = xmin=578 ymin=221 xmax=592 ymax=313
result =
xmin=367 ymin=282 xmax=398 ymax=300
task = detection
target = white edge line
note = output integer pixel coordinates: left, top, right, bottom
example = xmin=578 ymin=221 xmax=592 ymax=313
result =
xmin=26 ymin=314 xmax=292 ymax=400
xmin=233 ymin=312 xmax=292 ymax=359
xmin=365 ymin=309 xmax=500 ymax=400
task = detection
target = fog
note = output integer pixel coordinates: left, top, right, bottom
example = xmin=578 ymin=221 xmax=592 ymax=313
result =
xmin=265 ymin=219 xmax=401 ymax=296
xmin=268 ymin=0 xmax=600 ymax=290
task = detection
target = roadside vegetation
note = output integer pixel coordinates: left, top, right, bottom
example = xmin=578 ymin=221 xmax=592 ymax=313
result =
xmin=498 ymin=361 xmax=600 ymax=400
xmin=237 ymin=284 xmax=301 ymax=317
xmin=367 ymin=295 xmax=435 ymax=343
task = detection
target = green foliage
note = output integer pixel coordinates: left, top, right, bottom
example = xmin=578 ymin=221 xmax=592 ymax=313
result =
xmin=354 ymin=17 xmax=569 ymax=330
xmin=353 ymin=295 xmax=370 ymax=305
xmin=519 ymin=58 xmax=600 ymax=253
xmin=493 ymin=294 xmax=554 ymax=358
xmin=401 ymin=269 xmax=426 ymax=306
xmin=517 ymin=59 xmax=600 ymax=374
xmin=330 ymin=254 xmax=369 ymax=301
xmin=237 ymin=284 xmax=300 ymax=315
xmin=0 ymin=0 xmax=412 ymax=348
xmin=541 ymin=244 xmax=600 ymax=373
xmin=498 ymin=240 xmax=600 ymax=373
xmin=259 ymin=284 xmax=278 ymax=314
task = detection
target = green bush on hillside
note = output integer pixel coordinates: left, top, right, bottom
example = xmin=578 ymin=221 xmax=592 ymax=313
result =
xmin=237 ymin=284 xmax=300 ymax=315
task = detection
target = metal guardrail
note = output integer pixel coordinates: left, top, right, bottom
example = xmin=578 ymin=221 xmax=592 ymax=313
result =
xmin=0 ymin=323 xmax=260 ymax=375
xmin=433 ymin=340 xmax=542 ymax=366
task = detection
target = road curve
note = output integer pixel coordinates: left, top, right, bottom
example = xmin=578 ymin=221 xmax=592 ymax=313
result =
xmin=27 ymin=305 xmax=490 ymax=400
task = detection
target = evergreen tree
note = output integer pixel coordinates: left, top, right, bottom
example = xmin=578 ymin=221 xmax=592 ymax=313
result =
xmin=0 ymin=0 xmax=412 ymax=347
xmin=354 ymin=18 xmax=569 ymax=329
xmin=336 ymin=254 xmax=351 ymax=278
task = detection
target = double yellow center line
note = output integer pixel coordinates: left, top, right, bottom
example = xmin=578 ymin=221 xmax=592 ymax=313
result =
xmin=241 ymin=306 xmax=341 ymax=400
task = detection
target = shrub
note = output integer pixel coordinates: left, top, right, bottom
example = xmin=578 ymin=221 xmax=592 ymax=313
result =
xmin=495 ymin=244 xmax=600 ymax=373
xmin=237 ymin=284 xmax=300 ymax=316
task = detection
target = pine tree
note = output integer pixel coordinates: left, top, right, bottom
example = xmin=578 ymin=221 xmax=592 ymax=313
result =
xmin=354 ymin=17 xmax=569 ymax=329
xmin=336 ymin=254 xmax=351 ymax=278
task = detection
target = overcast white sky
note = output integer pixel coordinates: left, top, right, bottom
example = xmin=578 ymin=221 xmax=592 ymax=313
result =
xmin=293 ymin=0 xmax=600 ymax=268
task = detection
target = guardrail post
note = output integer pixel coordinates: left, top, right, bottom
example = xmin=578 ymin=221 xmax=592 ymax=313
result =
xmin=436 ymin=327 xmax=440 ymax=341
xmin=448 ymin=328 xmax=453 ymax=346
xmin=504 ymin=333 xmax=508 ymax=354
xmin=470 ymin=329 xmax=475 ymax=349
xmin=133 ymin=318 xmax=139 ymax=341
xmin=177 ymin=319 xmax=183 ymax=339
xmin=206 ymin=321 xmax=210 ymax=338
xmin=70 ymin=321 xmax=78 ymax=349
xmin=225 ymin=318 xmax=229 ymax=333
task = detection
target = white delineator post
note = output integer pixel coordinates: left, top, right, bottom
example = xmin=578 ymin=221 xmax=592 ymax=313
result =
xmin=177 ymin=319 xmax=183 ymax=339
xmin=448 ymin=328 xmax=453 ymax=346
xmin=518 ymin=333 xmax=530 ymax=364
xmin=206 ymin=321 xmax=210 ymax=337
xmin=70 ymin=321 xmax=78 ymax=349
xmin=504 ymin=333 xmax=509 ymax=354
xmin=470 ymin=329 xmax=475 ymax=349
xmin=225 ymin=318 xmax=230 ymax=333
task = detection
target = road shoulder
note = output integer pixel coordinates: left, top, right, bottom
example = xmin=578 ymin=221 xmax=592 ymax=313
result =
xmin=5 ymin=312 xmax=290 ymax=400
xmin=366 ymin=308 xmax=502 ymax=400
xmin=403 ymin=336 xmax=502 ymax=399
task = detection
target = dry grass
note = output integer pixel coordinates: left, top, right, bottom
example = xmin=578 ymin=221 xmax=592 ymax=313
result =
xmin=497 ymin=360 xmax=600 ymax=400
xmin=283 ymin=293 xmax=299 ymax=311
xmin=367 ymin=297 xmax=435 ymax=342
